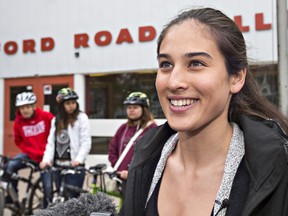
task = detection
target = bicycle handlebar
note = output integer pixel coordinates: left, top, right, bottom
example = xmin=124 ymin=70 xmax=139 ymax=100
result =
xmin=41 ymin=165 xmax=87 ymax=175
xmin=86 ymin=164 xmax=122 ymax=184
xmin=89 ymin=163 xmax=107 ymax=171
xmin=41 ymin=163 xmax=123 ymax=184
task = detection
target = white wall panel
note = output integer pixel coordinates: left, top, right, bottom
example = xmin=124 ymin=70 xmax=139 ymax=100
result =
xmin=89 ymin=119 xmax=166 ymax=137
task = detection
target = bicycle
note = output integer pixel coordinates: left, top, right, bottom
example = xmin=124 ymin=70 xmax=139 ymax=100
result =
xmin=85 ymin=164 xmax=124 ymax=212
xmin=0 ymin=154 xmax=44 ymax=216
xmin=43 ymin=165 xmax=88 ymax=204
xmin=44 ymin=164 xmax=123 ymax=211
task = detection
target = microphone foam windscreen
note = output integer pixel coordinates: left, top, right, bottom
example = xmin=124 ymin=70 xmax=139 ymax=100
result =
xmin=34 ymin=192 xmax=117 ymax=216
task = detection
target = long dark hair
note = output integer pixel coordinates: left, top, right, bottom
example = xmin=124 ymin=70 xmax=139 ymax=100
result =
xmin=56 ymin=100 xmax=80 ymax=134
xmin=157 ymin=7 xmax=288 ymax=133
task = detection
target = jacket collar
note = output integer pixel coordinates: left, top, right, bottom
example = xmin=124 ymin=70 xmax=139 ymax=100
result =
xmin=131 ymin=122 xmax=176 ymax=168
xmin=136 ymin=116 xmax=288 ymax=180
xmin=239 ymin=115 xmax=288 ymax=188
xmin=129 ymin=116 xmax=288 ymax=215
xmin=239 ymin=115 xmax=288 ymax=215
xmin=139 ymin=116 xmax=288 ymax=193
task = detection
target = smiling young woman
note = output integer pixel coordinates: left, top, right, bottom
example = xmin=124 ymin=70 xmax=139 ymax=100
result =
xmin=120 ymin=7 xmax=288 ymax=216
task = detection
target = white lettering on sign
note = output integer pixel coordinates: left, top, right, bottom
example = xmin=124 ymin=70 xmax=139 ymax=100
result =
xmin=22 ymin=121 xmax=45 ymax=137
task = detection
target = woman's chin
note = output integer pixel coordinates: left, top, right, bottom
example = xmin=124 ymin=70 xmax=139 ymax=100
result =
xmin=168 ymin=122 xmax=190 ymax=132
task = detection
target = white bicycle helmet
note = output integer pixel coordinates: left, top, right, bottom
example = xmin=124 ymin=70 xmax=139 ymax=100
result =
xmin=15 ymin=92 xmax=37 ymax=107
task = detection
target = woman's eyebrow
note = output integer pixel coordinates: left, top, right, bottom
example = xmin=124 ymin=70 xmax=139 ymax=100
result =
xmin=157 ymin=53 xmax=170 ymax=60
xmin=157 ymin=52 xmax=212 ymax=60
xmin=184 ymin=52 xmax=212 ymax=59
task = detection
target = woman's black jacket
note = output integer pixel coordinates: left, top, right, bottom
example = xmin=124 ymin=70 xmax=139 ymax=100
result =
xmin=120 ymin=115 xmax=288 ymax=216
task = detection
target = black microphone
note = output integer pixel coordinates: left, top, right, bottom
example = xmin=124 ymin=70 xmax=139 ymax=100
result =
xmin=214 ymin=198 xmax=229 ymax=216
xmin=34 ymin=192 xmax=117 ymax=216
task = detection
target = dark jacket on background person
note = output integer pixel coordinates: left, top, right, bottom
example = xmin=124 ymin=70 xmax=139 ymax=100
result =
xmin=120 ymin=115 xmax=288 ymax=216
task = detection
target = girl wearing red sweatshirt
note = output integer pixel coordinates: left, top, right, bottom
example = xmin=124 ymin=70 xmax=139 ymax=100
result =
xmin=6 ymin=92 xmax=54 ymax=201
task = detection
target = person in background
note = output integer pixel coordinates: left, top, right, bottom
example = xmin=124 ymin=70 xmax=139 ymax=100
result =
xmin=120 ymin=7 xmax=288 ymax=216
xmin=39 ymin=88 xmax=91 ymax=208
xmin=5 ymin=92 xmax=54 ymax=202
xmin=108 ymin=92 xmax=157 ymax=196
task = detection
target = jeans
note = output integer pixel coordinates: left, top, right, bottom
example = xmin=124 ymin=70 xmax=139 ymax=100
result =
xmin=41 ymin=167 xmax=85 ymax=208
xmin=5 ymin=153 xmax=31 ymax=194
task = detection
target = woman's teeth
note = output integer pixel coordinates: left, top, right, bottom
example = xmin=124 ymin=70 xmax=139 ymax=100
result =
xmin=170 ymin=99 xmax=197 ymax=107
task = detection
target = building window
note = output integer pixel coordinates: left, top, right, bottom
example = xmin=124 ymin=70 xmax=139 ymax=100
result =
xmin=250 ymin=63 xmax=278 ymax=105
xmin=86 ymin=71 xmax=164 ymax=119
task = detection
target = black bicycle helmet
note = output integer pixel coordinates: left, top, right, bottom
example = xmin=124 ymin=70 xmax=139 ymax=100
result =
xmin=56 ymin=88 xmax=78 ymax=103
xmin=123 ymin=92 xmax=150 ymax=107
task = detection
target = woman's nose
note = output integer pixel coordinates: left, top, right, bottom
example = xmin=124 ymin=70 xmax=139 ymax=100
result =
xmin=167 ymin=66 xmax=188 ymax=91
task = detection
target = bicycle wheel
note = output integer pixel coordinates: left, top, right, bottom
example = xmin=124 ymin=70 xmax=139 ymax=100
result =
xmin=0 ymin=188 xmax=4 ymax=216
xmin=26 ymin=177 xmax=44 ymax=215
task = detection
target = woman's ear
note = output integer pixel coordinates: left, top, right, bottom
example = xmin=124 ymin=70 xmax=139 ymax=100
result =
xmin=230 ymin=68 xmax=246 ymax=93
